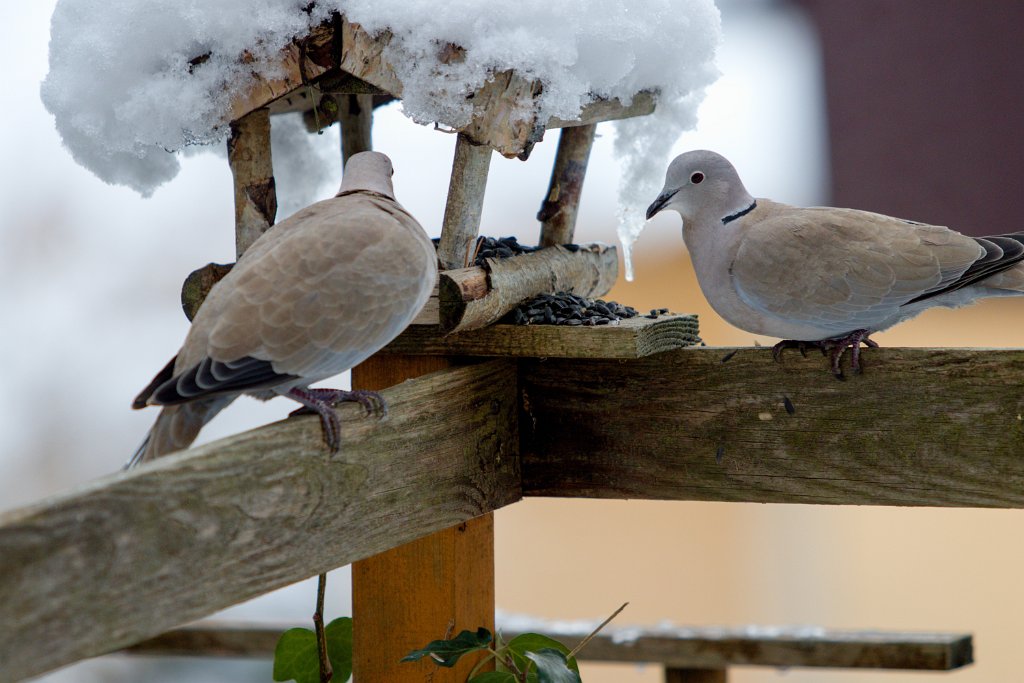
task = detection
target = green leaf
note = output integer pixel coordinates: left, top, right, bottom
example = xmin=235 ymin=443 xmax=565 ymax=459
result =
xmin=504 ymin=633 xmax=580 ymax=675
xmin=525 ymin=648 xmax=582 ymax=683
xmin=401 ymin=627 xmax=493 ymax=667
xmin=272 ymin=618 xmax=353 ymax=683
xmin=469 ymin=672 xmax=518 ymax=683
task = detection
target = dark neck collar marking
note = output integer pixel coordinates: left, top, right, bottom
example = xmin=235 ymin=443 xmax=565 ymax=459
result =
xmin=722 ymin=200 xmax=757 ymax=225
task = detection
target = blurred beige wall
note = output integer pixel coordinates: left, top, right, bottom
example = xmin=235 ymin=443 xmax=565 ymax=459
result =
xmin=496 ymin=240 xmax=1024 ymax=683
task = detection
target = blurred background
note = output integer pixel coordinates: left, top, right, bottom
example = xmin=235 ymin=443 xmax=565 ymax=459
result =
xmin=3 ymin=0 xmax=1024 ymax=681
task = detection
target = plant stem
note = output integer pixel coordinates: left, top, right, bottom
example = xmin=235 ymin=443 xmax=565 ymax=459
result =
xmin=567 ymin=602 xmax=628 ymax=659
xmin=466 ymin=648 xmax=498 ymax=680
xmin=314 ymin=572 xmax=333 ymax=683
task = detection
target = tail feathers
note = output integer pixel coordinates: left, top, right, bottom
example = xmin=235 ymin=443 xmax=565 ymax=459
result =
xmin=125 ymin=396 xmax=234 ymax=469
xmin=982 ymin=261 xmax=1024 ymax=294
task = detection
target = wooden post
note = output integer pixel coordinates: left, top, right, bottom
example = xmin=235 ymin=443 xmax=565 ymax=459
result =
xmin=438 ymin=134 xmax=492 ymax=270
xmin=351 ymin=356 xmax=496 ymax=682
xmin=227 ymin=107 xmax=276 ymax=257
xmin=537 ymin=124 xmax=596 ymax=247
xmin=666 ymin=668 xmax=727 ymax=683
xmin=338 ymin=94 xmax=374 ymax=164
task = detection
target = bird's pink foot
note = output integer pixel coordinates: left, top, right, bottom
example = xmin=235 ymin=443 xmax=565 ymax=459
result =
xmin=287 ymin=387 xmax=388 ymax=453
xmin=772 ymin=329 xmax=877 ymax=379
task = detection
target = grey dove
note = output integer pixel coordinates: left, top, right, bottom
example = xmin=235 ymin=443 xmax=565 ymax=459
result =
xmin=129 ymin=151 xmax=437 ymax=466
xmin=646 ymin=149 xmax=1024 ymax=377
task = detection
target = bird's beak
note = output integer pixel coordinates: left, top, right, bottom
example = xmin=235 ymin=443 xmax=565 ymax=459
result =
xmin=645 ymin=189 xmax=678 ymax=220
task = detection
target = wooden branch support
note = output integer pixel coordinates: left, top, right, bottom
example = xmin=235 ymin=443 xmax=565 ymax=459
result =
xmin=227 ymin=108 xmax=277 ymax=257
xmin=123 ymin=619 xmax=973 ymax=671
xmin=338 ymin=93 xmax=374 ymax=163
xmin=180 ymin=262 xmax=233 ymax=321
xmin=385 ymin=314 xmax=701 ymax=358
xmin=521 ymin=347 xmax=1024 ymax=507
xmin=351 ymin=356 xmax=498 ymax=682
xmin=437 ymin=133 xmax=492 ymax=270
xmin=439 ymin=243 xmax=618 ymax=333
xmin=538 ymin=124 xmax=597 ymax=247
xmin=0 ymin=361 xmax=519 ymax=683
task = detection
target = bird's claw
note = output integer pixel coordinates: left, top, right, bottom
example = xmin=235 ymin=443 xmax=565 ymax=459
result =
xmin=287 ymin=387 xmax=389 ymax=454
xmin=772 ymin=330 xmax=877 ymax=379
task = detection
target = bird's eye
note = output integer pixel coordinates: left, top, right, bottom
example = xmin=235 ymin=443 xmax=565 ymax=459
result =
xmin=690 ymin=172 xmax=705 ymax=184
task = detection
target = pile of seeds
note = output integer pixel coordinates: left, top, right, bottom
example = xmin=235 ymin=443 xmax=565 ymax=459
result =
xmin=471 ymin=236 xmax=539 ymax=265
xmin=502 ymin=292 xmax=645 ymax=326
xmin=433 ymin=235 xmax=567 ymax=267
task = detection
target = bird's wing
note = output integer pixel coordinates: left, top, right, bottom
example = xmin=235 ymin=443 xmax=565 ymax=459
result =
xmin=731 ymin=206 xmax=983 ymax=332
xmin=179 ymin=193 xmax=434 ymax=387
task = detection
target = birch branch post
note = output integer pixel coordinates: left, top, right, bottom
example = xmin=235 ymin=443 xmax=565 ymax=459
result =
xmin=227 ymin=108 xmax=276 ymax=257
xmin=338 ymin=93 xmax=375 ymax=162
xmin=538 ymin=124 xmax=597 ymax=247
xmin=437 ymin=133 xmax=492 ymax=270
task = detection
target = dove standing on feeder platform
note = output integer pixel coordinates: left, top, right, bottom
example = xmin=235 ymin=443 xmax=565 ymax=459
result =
xmin=129 ymin=151 xmax=437 ymax=466
xmin=646 ymin=150 xmax=1024 ymax=377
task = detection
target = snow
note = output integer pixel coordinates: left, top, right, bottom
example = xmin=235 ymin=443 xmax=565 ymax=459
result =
xmin=41 ymin=0 xmax=720 ymax=252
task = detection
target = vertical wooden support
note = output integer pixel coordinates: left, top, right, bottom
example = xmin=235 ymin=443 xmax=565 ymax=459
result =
xmin=665 ymin=668 xmax=728 ymax=683
xmin=537 ymin=124 xmax=596 ymax=247
xmin=351 ymin=356 xmax=495 ymax=683
xmin=338 ymin=94 xmax=375 ymax=164
xmin=227 ymin=107 xmax=276 ymax=257
xmin=438 ymin=133 xmax=492 ymax=270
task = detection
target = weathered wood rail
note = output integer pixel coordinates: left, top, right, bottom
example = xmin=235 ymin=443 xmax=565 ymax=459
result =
xmin=123 ymin=619 xmax=973 ymax=672
xmin=1 ymin=345 xmax=1020 ymax=681
xmin=0 ymin=361 xmax=519 ymax=683
xmin=521 ymin=347 xmax=1024 ymax=507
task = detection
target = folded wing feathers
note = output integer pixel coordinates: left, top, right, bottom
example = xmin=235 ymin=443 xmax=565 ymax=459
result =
xmin=149 ymin=356 xmax=298 ymax=406
xmin=905 ymin=232 xmax=1024 ymax=304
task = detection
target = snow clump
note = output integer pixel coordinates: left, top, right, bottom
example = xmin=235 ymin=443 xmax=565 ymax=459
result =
xmin=41 ymin=0 xmax=721 ymax=254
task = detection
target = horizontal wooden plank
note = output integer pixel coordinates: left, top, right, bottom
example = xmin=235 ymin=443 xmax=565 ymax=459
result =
xmin=123 ymin=620 xmax=972 ymax=670
xmin=521 ymin=347 xmax=1024 ymax=506
xmin=381 ymin=314 xmax=701 ymax=358
xmin=0 ymin=361 xmax=521 ymax=683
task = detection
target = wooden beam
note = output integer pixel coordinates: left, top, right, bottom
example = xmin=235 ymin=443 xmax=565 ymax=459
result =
xmin=0 ymin=361 xmax=520 ymax=683
xmin=352 ymin=356 xmax=497 ymax=682
xmin=437 ymin=133 xmax=492 ymax=270
xmin=665 ymin=670 xmax=726 ymax=683
xmin=227 ymin=108 xmax=276 ymax=257
xmin=521 ymin=347 xmax=1024 ymax=507
xmin=547 ymin=90 xmax=658 ymax=129
xmin=124 ymin=620 xmax=973 ymax=671
xmin=439 ymin=244 xmax=618 ymax=333
xmin=538 ymin=124 xmax=597 ymax=247
xmin=383 ymin=314 xmax=701 ymax=358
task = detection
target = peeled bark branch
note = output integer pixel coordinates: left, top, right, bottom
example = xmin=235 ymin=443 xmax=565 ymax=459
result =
xmin=439 ymin=243 xmax=617 ymax=334
xmin=437 ymin=134 xmax=492 ymax=270
xmin=538 ymin=124 xmax=597 ymax=247
xmin=227 ymin=108 xmax=276 ymax=258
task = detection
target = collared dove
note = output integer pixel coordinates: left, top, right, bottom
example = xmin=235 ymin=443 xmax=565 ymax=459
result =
xmin=129 ymin=151 xmax=437 ymax=466
xmin=646 ymin=149 xmax=1024 ymax=377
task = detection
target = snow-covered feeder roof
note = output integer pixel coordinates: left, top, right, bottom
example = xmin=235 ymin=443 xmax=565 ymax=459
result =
xmin=228 ymin=17 xmax=659 ymax=159
xmin=42 ymin=0 xmax=722 ymax=242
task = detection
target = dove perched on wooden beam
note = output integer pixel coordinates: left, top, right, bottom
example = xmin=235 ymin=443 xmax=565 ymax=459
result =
xmin=129 ymin=151 xmax=437 ymax=466
xmin=646 ymin=149 xmax=1024 ymax=378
